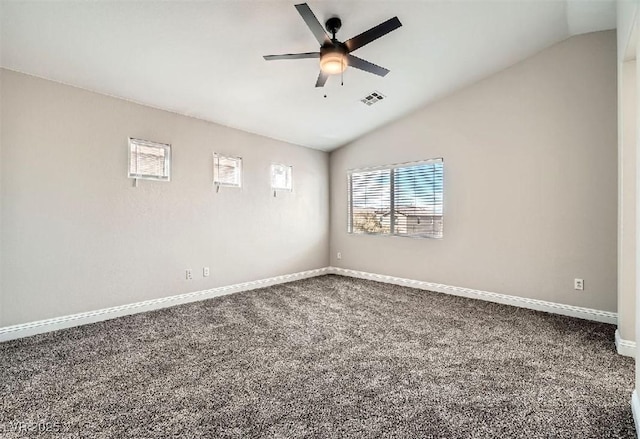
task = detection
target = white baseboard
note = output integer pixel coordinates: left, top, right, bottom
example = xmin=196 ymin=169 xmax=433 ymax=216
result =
xmin=615 ymin=329 xmax=637 ymax=358
xmin=0 ymin=267 xmax=330 ymax=343
xmin=633 ymin=390 xmax=640 ymax=439
xmin=328 ymin=267 xmax=618 ymax=325
xmin=1 ymin=266 xmax=621 ymax=345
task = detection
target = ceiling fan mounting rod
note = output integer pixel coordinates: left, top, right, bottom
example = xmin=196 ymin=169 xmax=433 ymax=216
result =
xmin=325 ymin=17 xmax=342 ymax=41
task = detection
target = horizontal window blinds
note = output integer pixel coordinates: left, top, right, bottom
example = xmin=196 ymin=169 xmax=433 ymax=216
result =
xmin=393 ymin=160 xmax=443 ymax=238
xmin=271 ymin=164 xmax=292 ymax=191
xmin=214 ymin=154 xmax=242 ymax=187
xmin=128 ymin=138 xmax=171 ymax=181
xmin=348 ymin=159 xmax=443 ymax=238
xmin=348 ymin=169 xmax=391 ymax=235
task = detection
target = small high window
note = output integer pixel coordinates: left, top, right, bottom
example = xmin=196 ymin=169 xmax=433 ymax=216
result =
xmin=128 ymin=138 xmax=171 ymax=181
xmin=271 ymin=163 xmax=293 ymax=192
xmin=213 ymin=153 xmax=242 ymax=188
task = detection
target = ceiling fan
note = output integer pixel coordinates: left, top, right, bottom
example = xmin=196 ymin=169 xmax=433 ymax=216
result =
xmin=263 ymin=3 xmax=402 ymax=88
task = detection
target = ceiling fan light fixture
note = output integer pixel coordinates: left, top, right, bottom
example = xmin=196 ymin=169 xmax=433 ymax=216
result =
xmin=320 ymin=51 xmax=347 ymax=75
xmin=263 ymin=3 xmax=402 ymax=87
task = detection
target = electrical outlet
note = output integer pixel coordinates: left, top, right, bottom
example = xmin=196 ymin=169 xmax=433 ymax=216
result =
xmin=203 ymin=267 xmax=210 ymax=277
xmin=574 ymin=278 xmax=584 ymax=290
xmin=186 ymin=269 xmax=193 ymax=280
xmin=337 ymin=252 xmax=342 ymax=260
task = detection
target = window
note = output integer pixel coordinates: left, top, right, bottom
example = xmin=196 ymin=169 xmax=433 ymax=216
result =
xmin=348 ymin=158 xmax=444 ymax=238
xmin=348 ymin=168 xmax=391 ymax=235
xmin=128 ymin=138 xmax=171 ymax=181
xmin=213 ymin=153 xmax=242 ymax=188
xmin=271 ymin=163 xmax=292 ymax=191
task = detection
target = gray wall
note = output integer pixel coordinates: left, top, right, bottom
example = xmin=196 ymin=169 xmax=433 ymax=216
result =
xmin=330 ymin=31 xmax=618 ymax=312
xmin=0 ymin=69 xmax=330 ymax=327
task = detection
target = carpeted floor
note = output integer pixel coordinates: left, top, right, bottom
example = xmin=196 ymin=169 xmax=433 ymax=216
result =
xmin=0 ymin=275 xmax=635 ymax=438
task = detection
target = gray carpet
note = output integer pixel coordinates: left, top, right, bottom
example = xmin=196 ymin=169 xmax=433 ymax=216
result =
xmin=0 ymin=275 xmax=635 ymax=438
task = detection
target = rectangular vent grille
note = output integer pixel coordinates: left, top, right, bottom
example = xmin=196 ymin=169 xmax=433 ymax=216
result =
xmin=361 ymin=91 xmax=385 ymax=106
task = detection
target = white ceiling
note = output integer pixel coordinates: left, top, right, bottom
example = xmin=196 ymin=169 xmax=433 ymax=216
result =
xmin=0 ymin=1 xmax=615 ymax=151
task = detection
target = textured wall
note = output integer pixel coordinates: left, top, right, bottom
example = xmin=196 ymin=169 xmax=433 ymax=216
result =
xmin=330 ymin=31 xmax=617 ymax=312
xmin=0 ymin=69 xmax=329 ymax=326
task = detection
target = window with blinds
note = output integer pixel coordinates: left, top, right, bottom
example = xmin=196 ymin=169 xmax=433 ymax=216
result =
xmin=348 ymin=158 xmax=444 ymax=238
xmin=213 ymin=153 xmax=242 ymax=188
xmin=271 ymin=163 xmax=292 ymax=191
xmin=128 ymin=138 xmax=171 ymax=181
xmin=348 ymin=169 xmax=391 ymax=235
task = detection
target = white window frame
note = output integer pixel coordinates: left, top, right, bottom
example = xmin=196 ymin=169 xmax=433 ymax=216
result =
xmin=347 ymin=158 xmax=444 ymax=239
xmin=271 ymin=163 xmax=293 ymax=192
xmin=213 ymin=153 xmax=242 ymax=188
xmin=128 ymin=137 xmax=171 ymax=182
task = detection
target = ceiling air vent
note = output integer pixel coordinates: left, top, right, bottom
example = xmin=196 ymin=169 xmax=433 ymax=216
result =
xmin=361 ymin=91 xmax=385 ymax=106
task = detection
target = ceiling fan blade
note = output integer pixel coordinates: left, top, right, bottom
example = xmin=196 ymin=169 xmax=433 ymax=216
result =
xmin=263 ymin=52 xmax=320 ymax=61
xmin=295 ymin=3 xmax=331 ymax=45
xmin=315 ymin=71 xmax=329 ymax=87
xmin=346 ymin=54 xmax=390 ymax=77
xmin=344 ymin=17 xmax=402 ymax=52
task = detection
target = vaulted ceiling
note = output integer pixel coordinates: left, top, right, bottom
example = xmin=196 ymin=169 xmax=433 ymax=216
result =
xmin=0 ymin=1 xmax=616 ymax=151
